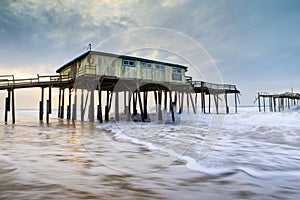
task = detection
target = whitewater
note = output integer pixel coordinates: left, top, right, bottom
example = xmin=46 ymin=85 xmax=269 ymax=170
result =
xmin=0 ymin=106 xmax=300 ymax=199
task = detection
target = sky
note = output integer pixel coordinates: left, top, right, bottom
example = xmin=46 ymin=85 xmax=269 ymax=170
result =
xmin=0 ymin=0 xmax=300 ymax=108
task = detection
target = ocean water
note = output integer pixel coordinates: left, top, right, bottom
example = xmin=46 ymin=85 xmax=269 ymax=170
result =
xmin=0 ymin=107 xmax=300 ymax=199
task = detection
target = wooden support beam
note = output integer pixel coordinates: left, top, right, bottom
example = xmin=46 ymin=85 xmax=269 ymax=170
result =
xmin=169 ymin=91 xmax=175 ymax=122
xmin=189 ymin=92 xmax=196 ymax=114
xmin=133 ymin=92 xmax=137 ymax=115
xmin=186 ymin=92 xmax=190 ymax=113
xmin=58 ymin=88 xmax=61 ymax=118
xmin=174 ymin=92 xmax=178 ymax=108
xmin=225 ymin=92 xmax=229 ymax=114
xmin=81 ymin=89 xmax=84 ymax=121
xmin=126 ymin=91 xmax=131 ymax=121
xmin=67 ymin=88 xmax=72 ymax=120
xmin=179 ymin=92 xmax=184 ymax=114
xmin=208 ymin=94 xmax=211 ymax=114
xmin=201 ymin=82 xmax=204 ymax=113
xmin=11 ymin=89 xmax=15 ymax=124
xmin=4 ymin=90 xmax=10 ymax=124
xmin=164 ymin=90 xmax=167 ymax=110
xmin=137 ymin=89 xmax=145 ymax=122
xmin=143 ymin=91 xmax=148 ymax=120
xmin=61 ymin=88 xmax=65 ymax=119
xmin=201 ymin=90 xmax=205 ymax=113
xmin=89 ymin=90 xmax=95 ymax=122
xmin=269 ymin=97 xmax=273 ymax=112
xmin=263 ymin=97 xmax=266 ymax=112
xmin=46 ymin=100 xmax=50 ymax=124
xmin=195 ymin=93 xmax=197 ymax=110
xmin=258 ymin=93 xmax=261 ymax=112
xmin=214 ymin=94 xmax=219 ymax=114
xmin=234 ymin=93 xmax=237 ymax=114
xmin=72 ymin=89 xmax=77 ymax=121
xmin=158 ymin=90 xmax=162 ymax=120
xmin=97 ymin=89 xmax=103 ymax=123
xmin=40 ymin=88 xmax=44 ymax=121
xmin=105 ymin=91 xmax=110 ymax=121
xmin=49 ymin=86 xmax=52 ymax=114
xmin=273 ymin=97 xmax=276 ymax=112
xmin=115 ymin=92 xmax=119 ymax=121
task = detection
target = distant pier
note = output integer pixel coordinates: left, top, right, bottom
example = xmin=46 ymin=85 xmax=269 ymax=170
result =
xmin=0 ymin=51 xmax=240 ymax=124
xmin=255 ymin=92 xmax=300 ymax=112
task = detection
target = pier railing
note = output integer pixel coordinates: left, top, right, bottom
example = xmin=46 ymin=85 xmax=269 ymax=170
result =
xmin=192 ymin=81 xmax=237 ymax=91
xmin=0 ymin=74 xmax=71 ymax=89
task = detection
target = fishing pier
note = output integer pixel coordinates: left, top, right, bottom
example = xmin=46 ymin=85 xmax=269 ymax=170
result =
xmin=1 ymin=51 xmax=240 ymax=124
xmin=256 ymin=92 xmax=300 ymax=112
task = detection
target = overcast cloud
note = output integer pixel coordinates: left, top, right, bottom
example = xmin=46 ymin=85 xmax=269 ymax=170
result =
xmin=0 ymin=0 xmax=300 ymax=106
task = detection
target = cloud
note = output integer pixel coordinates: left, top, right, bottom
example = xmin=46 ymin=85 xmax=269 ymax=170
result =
xmin=0 ymin=0 xmax=300 ymax=106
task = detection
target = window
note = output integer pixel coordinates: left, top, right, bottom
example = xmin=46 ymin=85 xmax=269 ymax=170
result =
xmin=172 ymin=68 xmax=182 ymax=81
xmin=154 ymin=64 xmax=165 ymax=71
xmin=141 ymin=62 xmax=153 ymax=69
xmin=122 ymin=59 xmax=135 ymax=67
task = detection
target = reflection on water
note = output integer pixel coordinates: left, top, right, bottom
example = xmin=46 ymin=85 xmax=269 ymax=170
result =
xmin=0 ymin=108 xmax=300 ymax=199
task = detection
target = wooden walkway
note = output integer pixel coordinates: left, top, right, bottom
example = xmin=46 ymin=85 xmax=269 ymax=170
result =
xmin=255 ymin=92 xmax=300 ymax=112
xmin=0 ymin=74 xmax=240 ymax=124
xmin=0 ymin=75 xmax=73 ymax=90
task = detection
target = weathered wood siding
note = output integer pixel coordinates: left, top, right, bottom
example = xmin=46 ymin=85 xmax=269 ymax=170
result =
xmin=59 ymin=52 xmax=186 ymax=84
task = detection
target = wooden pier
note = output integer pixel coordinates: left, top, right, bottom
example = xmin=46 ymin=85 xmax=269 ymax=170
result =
xmin=0 ymin=74 xmax=240 ymax=124
xmin=255 ymin=92 xmax=300 ymax=112
xmin=0 ymin=51 xmax=240 ymax=124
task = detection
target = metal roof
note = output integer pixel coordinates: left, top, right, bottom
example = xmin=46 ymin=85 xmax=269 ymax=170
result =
xmin=56 ymin=51 xmax=188 ymax=73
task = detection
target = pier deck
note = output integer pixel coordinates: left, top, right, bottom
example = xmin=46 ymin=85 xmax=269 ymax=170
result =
xmin=256 ymin=92 xmax=300 ymax=112
xmin=0 ymin=74 xmax=240 ymax=124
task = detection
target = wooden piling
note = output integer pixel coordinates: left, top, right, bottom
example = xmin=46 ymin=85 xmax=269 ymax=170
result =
xmin=154 ymin=90 xmax=158 ymax=115
xmin=133 ymin=91 xmax=137 ymax=115
xmin=67 ymin=88 xmax=71 ymax=120
xmin=49 ymin=86 xmax=52 ymax=114
xmin=4 ymin=91 xmax=10 ymax=124
xmin=258 ymin=93 xmax=261 ymax=112
xmin=214 ymin=94 xmax=219 ymax=114
xmin=126 ymin=91 xmax=131 ymax=121
xmin=39 ymin=88 xmax=44 ymax=121
xmin=186 ymin=92 xmax=190 ymax=113
xmin=234 ymin=93 xmax=238 ymax=114
xmin=273 ymin=97 xmax=276 ymax=112
xmin=115 ymin=92 xmax=119 ymax=121
xmin=189 ymin=92 xmax=196 ymax=114
xmin=143 ymin=91 xmax=148 ymax=120
xmin=169 ymin=91 xmax=175 ymax=122
xmin=89 ymin=89 xmax=94 ymax=122
xmin=72 ymin=89 xmax=77 ymax=121
xmin=158 ymin=90 xmax=162 ymax=120
xmin=105 ymin=91 xmax=110 ymax=121
xmin=61 ymin=88 xmax=65 ymax=119
xmin=11 ymin=89 xmax=15 ymax=124
xmin=179 ymin=92 xmax=184 ymax=114
xmin=97 ymin=89 xmax=103 ymax=123
xmin=225 ymin=92 xmax=229 ymax=114
xmin=137 ymin=89 xmax=145 ymax=122
xmin=269 ymin=97 xmax=273 ymax=112
xmin=208 ymin=94 xmax=211 ymax=114
xmin=164 ymin=90 xmax=167 ymax=110
xmin=263 ymin=96 xmax=266 ymax=112
xmin=46 ymin=100 xmax=49 ymax=124
xmin=58 ymin=88 xmax=61 ymax=118
xmin=81 ymin=89 xmax=84 ymax=121
xmin=201 ymin=90 xmax=205 ymax=113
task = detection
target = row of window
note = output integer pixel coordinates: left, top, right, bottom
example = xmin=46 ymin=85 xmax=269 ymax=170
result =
xmin=122 ymin=59 xmax=182 ymax=81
